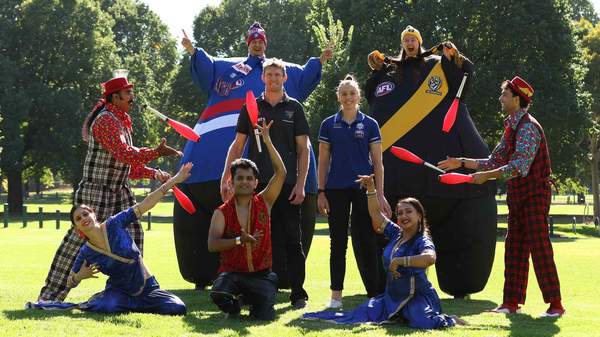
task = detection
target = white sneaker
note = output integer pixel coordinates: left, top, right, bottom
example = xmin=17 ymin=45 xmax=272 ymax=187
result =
xmin=326 ymin=298 xmax=343 ymax=309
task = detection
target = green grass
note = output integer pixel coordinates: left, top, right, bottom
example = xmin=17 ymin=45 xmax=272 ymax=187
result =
xmin=1 ymin=221 xmax=599 ymax=336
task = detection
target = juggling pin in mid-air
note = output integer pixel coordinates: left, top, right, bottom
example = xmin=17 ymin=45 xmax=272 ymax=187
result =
xmin=442 ymin=72 xmax=468 ymax=133
xmin=144 ymin=103 xmax=200 ymax=142
xmin=390 ymin=146 xmax=446 ymax=174
xmin=245 ymin=91 xmax=262 ymax=152
xmin=438 ymin=172 xmax=474 ymax=185
xmin=172 ymin=185 xmax=196 ymax=214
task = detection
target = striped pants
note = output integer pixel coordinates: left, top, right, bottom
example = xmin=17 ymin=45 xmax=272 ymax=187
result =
xmin=38 ymin=182 xmax=143 ymax=302
xmin=503 ymin=191 xmax=561 ymax=304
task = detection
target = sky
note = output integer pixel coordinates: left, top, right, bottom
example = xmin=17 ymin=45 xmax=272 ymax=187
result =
xmin=143 ymin=0 xmax=600 ymax=42
xmin=142 ymin=0 xmax=222 ymax=42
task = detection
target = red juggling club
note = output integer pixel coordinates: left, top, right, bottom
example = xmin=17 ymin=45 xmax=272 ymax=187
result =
xmin=245 ymin=91 xmax=262 ymax=153
xmin=390 ymin=146 xmax=446 ymax=174
xmin=145 ymin=104 xmax=200 ymax=142
xmin=173 ymin=186 xmax=196 ymax=214
xmin=439 ymin=172 xmax=474 ymax=185
xmin=442 ymin=73 xmax=468 ymax=133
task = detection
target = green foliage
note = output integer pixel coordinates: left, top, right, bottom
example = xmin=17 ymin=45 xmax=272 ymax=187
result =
xmin=305 ymin=6 xmax=354 ymax=144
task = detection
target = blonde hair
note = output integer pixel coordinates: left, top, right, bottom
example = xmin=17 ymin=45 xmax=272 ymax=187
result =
xmin=262 ymin=58 xmax=286 ymax=75
xmin=336 ymin=74 xmax=361 ymax=105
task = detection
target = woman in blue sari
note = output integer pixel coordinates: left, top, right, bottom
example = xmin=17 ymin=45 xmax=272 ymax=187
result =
xmin=28 ymin=164 xmax=193 ymax=315
xmin=303 ymin=174 xmax=464 ymax=329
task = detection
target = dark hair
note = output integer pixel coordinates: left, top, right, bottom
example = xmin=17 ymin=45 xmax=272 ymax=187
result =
xmin=230 ymin=158 xmax=260 ymax=178
xmin=81 ymin=94 xmax=118 ymax=142
xmin=501 ymin=81 xmax=530 ymax=109
xmin=396 ymin=197 xmax=430 ymax=238
xmin=69 ymin=204 xmax=94 ymax=225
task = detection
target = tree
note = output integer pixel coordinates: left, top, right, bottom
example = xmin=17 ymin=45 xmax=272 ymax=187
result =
xmin=305 ymin=5 xmax=354 ymax=144
xmin=579 ymin=19 xmax=600 ymax=222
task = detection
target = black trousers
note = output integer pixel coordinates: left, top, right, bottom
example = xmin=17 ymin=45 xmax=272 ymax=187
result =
xmin=210 ymin=270 xmax=278 ymax=320
xmin=269 ymin=184 xmax=308 ymax=302
xmin=326 ymin=188 xmax=386 ymax=297
xmin=172 ymin=180 xmax=222 ymax=287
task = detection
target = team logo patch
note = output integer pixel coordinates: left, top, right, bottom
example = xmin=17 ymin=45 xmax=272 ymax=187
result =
xmin=230 ymin=79 xmax=245 ymax=90
xmin=426 ymin=76 xmax=443 ymax=95
xmin=356 ymin=122 xmax=364 ymax=130
xmin=375 ymin=81 xmax=395 ymax=97
xmin=284 ymin=110 xmax=295 ymax=120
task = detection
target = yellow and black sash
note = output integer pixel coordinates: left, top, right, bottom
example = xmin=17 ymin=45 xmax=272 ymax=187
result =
xmin=380 ymin=61 xmax=449 ymax=150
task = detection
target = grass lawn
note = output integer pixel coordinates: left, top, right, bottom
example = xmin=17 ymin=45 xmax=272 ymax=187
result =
xmin=1 ymin=220 xmax=599 ymax=337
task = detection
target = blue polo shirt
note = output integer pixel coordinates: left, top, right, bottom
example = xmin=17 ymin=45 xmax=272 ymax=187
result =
xmin=318 ymin=111 xmax=382 ymax=189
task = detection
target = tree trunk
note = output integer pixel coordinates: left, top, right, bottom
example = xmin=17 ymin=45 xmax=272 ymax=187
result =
xmin=35 ymin=175 xmax=41 ymax=195
xmin=591 ymin=135 xmax=600 ymax=225
xmin=6 ymin=168 xmax=24 ymax=214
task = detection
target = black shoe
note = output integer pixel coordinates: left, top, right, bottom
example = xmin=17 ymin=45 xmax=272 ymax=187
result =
xmin=291 ymin=298 xmax=307 ymax=309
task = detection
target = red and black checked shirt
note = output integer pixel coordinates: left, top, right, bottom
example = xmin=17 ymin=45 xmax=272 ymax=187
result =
xmin=91 ymin=103 xmax=159 ymax=180
xmin=218 ymin=194 xmax=272 ymax=273
xmin=505 ymin=113 xmax=552 ymax=201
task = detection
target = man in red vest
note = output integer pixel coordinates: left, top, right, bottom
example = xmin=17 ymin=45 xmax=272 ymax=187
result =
xmin=207 ymin=119 xmax=286 ymax=320
xmin=438 ymin=76 xmax=564 ymax=317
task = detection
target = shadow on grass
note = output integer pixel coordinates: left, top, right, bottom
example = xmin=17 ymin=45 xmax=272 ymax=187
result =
xmin=170 ymin=288 xmax=309 ymax=335
xmin=3 ymin=307 xmax=151 ymax=327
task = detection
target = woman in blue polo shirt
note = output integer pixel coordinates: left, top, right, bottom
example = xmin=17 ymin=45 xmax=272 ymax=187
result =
xmin=318 ymin=75 xmax=392 ymax=308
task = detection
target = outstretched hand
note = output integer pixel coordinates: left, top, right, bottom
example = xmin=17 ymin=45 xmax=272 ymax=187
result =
xmin=173 ymin=162 xmax=193 ymax=184
xmin=181 ymin=29 xmax=195 ymax=55
xmin=320 ymin=43 xmax=333 ymax=64
xmin=78 ymin=261 xmax=100 ymax=281
xmin=256 ymin=120 xmax=273 ymax=144
xmin=155 ymin=138 xmax=183 ymax=157
xmin=355 ymin=174 xmax=376 ymax=191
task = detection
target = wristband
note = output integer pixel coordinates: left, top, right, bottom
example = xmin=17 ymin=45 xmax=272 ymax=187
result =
xmin=318 ymin=189 xmax=326 ymax=194
xmin=460 ymin=159 xmax=466 ymax=168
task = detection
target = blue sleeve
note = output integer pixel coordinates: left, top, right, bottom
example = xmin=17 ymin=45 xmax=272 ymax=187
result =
xmin=72 ymin=249 xmax=85 ymax=273
xmin=369 ymin=118 xmax=382 ymax=144
xmin=318 ymin=118 xmax=330 ymax=144
xmin=286 ymin=57 xmax=322 ymax=102
xmin=384 ymin=221 xmax=400 ymax=240
xmin=416 ymin=236 xmax=436 ymax=254
xmin=106 ymin=207 xmax=138 ymax=231
xmin=190 ymin=48 xmax=216 ymax=93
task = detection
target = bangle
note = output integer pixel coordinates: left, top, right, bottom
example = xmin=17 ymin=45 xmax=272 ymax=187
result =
xmin=318 ymin=189 xmax=325 ymax=194
xmin=366 ymin=189 xmax=377 ymax=196
xmin=460 ymin=159 xmax=466 ymax=168
xmin=407 ymin=256 xmax=411 ymax=267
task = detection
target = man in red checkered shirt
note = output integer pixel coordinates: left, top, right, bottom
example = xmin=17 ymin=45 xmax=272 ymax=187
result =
xmin=438 ymin=76 xmax=564 ymax=317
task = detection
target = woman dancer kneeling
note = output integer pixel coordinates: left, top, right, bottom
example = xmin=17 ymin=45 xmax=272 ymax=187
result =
xmin=303 ymin=174 xmax=465 ymax=328
xmin=29 ymin=163 xmax=193 ymax=315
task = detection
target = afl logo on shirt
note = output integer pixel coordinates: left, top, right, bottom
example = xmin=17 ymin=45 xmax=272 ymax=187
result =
xmin=231 ymin=79 xmax=245 ymax=90
xmin=375 ymin=81 xmax=395 ymax=97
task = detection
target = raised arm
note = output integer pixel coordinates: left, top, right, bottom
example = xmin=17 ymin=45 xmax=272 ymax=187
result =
xmin=356 ymin=174 xmax=387 ymax=234
xmin=134 ymin=163 xmax=193 ymax=215
xmin=258 ymin=121 xmax=287 ymax=208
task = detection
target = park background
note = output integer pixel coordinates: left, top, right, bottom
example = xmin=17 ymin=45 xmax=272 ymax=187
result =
xmin=1 ymin=0 xmax=600 ymax=336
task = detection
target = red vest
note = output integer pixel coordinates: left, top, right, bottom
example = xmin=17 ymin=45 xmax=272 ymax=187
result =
xmin=218 ymin=194 xmax=272 ymax=273
xmin=505 ymin=113 xmax=552 ymax=201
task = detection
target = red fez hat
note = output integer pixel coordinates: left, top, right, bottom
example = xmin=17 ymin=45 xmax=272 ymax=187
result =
xmin=102 ymin=77 xmax=134 ymax=97
xmin=506 ymin=76 xmax=534 ymax=103
xmin=246 ymin=22 xmax=267 ymax=47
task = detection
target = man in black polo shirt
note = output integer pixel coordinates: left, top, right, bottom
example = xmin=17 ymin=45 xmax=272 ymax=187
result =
xmin=221 ymin=58 xmax=310 ymax=308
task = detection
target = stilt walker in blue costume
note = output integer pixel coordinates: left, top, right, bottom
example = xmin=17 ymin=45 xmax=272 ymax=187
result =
xmin=365 ymin=26 xmax=497 ymax=298
xmin=27 ymin=164 xmax=192 ymax=315
xmin=303 ymin=175 xmax=465 ymax=328
xmin=178 ymin=23 xmax=331 ymax=289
